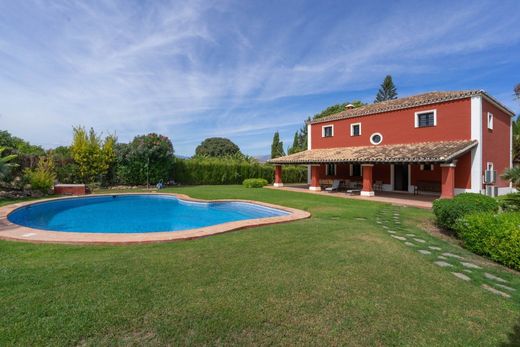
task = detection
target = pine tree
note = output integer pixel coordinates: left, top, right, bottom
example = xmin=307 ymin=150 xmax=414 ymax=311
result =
xmin=271 ymin=131 xmax=285 ymax=159
xmin=515 ymin=83 xmax=520 ymax=100
xmin=374 ymin=75 xmax=398 ymax=103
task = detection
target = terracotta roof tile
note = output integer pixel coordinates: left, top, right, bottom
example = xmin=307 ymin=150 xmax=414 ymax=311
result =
xmin=309 ymin=90 xmax=513 ymax=124
xmin=268 ymin=140 xmax=477 ymax=164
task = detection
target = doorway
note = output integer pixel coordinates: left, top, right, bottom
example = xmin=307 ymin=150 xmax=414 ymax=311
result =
xmin=394 ymin=164 xmax=409 ymax=191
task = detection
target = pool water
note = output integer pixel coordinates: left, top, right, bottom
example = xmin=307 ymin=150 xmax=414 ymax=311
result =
xmin=7 ymin=195 xmax=288 ymax=233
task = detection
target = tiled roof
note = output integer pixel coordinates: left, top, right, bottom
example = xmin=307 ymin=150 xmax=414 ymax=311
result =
xmin=310 ymin=90 xmax=513 ymax=124
xmin=268 ymin=140 xmax=477 ymax=164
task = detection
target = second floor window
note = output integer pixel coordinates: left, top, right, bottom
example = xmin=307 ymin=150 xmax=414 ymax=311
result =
xmin=322 ymin=125 xmax=334 ymax=137
xmin=351 ymin=123 xmax=361 ymax=136
xmin=415 ymin=110 xmax=437 ymax=128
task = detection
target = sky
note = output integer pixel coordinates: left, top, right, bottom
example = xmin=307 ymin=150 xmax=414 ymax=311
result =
xmin=1 ymin=0 xmax=519 ymax=156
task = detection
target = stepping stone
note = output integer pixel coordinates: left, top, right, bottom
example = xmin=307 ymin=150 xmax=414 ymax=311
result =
xmin=463 ymin=269 xmax=473 ymax=273
xmin=404 ymin=242 xmax=415 ymax=247
xmin=484 ymin=273 xmax=508 ymax=283
xmin=418 ymin=250 xmax=431 ymax=255
xmin=434 ymin=261 xmax=453 ymax=268
xmin=481 ymin=284 xmax=511 ymax=298
xmin=376 ymin=221 xmax=382 ymax=224
xmin=405 ymin=233 xmax=415 ymax=237
xmin=382 ymin=226 xmax=389 ymax=229
xmin=494 ymin=283 xmax=516 ymax=292
xmin=437 ymin=255 xmax=448 ymax=260
xmin=428 ymin=246 xmax=442 ymax=251
xmin=442 ymin=253 xmax=464 ymax=260
xmin=452 ymin=272 xmax=471 ymax=281
xmin=461 ymin=262 xmax=482 ymax=269
xmin=386 ymin=230 xmax=396 ymax=234
xmin=413 ymin=238 xmax=426 ymax=243
xmin=355 ymin=217 xmax=366 ymax=221
xmin=391 ymin=235 xmax=406 ymax=241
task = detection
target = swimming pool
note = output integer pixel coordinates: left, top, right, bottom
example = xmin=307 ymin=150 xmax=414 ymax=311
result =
xmin=7 ymin=194 xmax=290 ymax=234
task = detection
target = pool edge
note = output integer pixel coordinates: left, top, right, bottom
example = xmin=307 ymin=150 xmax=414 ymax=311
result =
xmin=0 ymin=192 xmax=311 ymax=245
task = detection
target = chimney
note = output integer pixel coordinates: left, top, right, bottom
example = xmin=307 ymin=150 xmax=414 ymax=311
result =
xmin=345 ymin=104 xmax=355 ymax=109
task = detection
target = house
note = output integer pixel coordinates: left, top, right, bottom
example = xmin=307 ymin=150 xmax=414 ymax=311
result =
xmin=268 ymin=90 xmax=514 ymax=199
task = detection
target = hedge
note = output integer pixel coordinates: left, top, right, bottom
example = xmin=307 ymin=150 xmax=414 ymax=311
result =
xmin=173 ymin=158 xmax=307 ymax=185
xmin=454 ymin=212 xmax=520 ymax=270
xmin=497 ymin=192 xmax=520 ymax=212
xmin=432 ymin=193 xmax=499 ymax=231
xmin=243 ymin=178 xmax=269 ymax=188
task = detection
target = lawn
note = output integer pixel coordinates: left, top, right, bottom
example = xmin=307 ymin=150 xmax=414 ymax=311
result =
xmin=1 ymin=185 xmax=519 ymax=346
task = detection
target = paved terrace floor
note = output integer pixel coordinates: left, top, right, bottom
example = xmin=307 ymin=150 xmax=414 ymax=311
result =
xmin=265 ymin=184 xmax=437 ymax=209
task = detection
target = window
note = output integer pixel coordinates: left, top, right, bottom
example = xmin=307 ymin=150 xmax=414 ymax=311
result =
xmin=322 ymin=125 xmax=334 ymax=137
xmin=350 ymin=164 xmax=361 ymax=177
xmin=415 ymin=109 xmax=437 ymax=128
xmin=370 ymin=132 xmax=383 ymax=145
xmin=350 ymin=123 xmax=361 ymax=136
xmin=487 ymin=112 xmax=493 ymax=130
xmin=326 ymin=164 xmax=336 ymax=176
xmin=420 ymin=164 xmax=434 ymax=171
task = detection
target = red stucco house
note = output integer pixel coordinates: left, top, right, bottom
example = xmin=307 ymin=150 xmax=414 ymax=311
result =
xmin=269 ymin=90 xmax=515 ymax=199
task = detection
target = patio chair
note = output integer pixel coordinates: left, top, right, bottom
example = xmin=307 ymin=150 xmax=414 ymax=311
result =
xmin=325 ymin=179 xmax=341 ymax=192
xmin=374 ymin=180 xmax=383 ymax=191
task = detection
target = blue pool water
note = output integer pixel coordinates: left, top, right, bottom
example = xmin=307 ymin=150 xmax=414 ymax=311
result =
xmin=7 ymin=194 xmax=288 ymax=233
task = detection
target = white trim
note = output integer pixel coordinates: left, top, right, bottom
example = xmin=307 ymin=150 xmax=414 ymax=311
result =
xmin=307 ymin=124 xmax=312 ymax=185
xmin=360 ymin=191 xmax=375 ymax=197
xmin=487 ymin=112 xmax=493 ymax=130
xmin=407 ymin=164 xmax=414 ymax=193
xmin=350 ymin=122 xmax=362 ymax=136
xmin=454 ymin=188 xmax=472 ymax=195
xmin=309 ymin=186 xmax=321 ymax=191
xmin=369 ymin=132 xmax=383 ymax=145
xmin=273 ymin=183 xmax=284 ymax=187
xmin=498 ymin=187 xmax=513 ymax=195
xmin=414 ymin=109 xmax=437 ymax=128
xmin=322 ymin=124 xmax=334 ymax=137
xmin=470 ymin=96 xmax=483 ymax=193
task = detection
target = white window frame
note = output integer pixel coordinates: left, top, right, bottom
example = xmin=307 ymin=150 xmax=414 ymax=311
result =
xmin=414 ymin=109 xmax=437 ymax=128
xmin=487 ymin=112 xmax=493 ymax=130
xmin=322 ymin=125 xmax=334 ymax=138
xmin=326 ymin=163 xmax=336 ymax=176
xmin=370 ymin=132 xmax=383 ymax=145
xmin=350 ymin=122 xmax=361 ymax=136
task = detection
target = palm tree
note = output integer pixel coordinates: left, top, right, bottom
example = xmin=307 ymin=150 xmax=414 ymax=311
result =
xmin=513 ymin=119 xmax=520 ymax=164
xmin=502 ymin=167 xmax=520 ymax=188
xmin=0 ymin=146 xmax=18 ymax=180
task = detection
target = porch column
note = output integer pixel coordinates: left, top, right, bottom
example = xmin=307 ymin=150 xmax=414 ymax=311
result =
xmin=440 ymin=163 xmax=456 ymax=199
xmin=361 ymin=164 xmax=375 ymax=197
xmin=274 ymin=165 xmax=283 ymax=187
xmin=309 ymin=165 xmax=321 ymax=191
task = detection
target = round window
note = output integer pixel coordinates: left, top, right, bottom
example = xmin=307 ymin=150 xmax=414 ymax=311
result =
xmin=370 ymin=133 xmax=383 ymax=145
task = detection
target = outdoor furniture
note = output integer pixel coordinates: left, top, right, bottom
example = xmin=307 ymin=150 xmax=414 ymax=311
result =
xmin=346 ymin=189 xmax=361 ymax=195
xmin=414 ymin=181 xmax=441 ymax=195
xmin=374 ymin=180 xmax=383 ymax=191
xmin=325 ymin=179 xmax=341 ymax=192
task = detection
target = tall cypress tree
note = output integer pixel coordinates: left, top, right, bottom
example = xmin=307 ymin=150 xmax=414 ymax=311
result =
xmin=515 ymin=83 xmax=520 ymax=100
xmin=271 ymin=131 xmax=285 ymax=159
xmin=374 ymin=75 xmax=398 ymax=103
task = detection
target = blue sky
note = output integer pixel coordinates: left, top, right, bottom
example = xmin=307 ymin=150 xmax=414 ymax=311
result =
xmin=1 ymin=0 xmax=519 ymax=156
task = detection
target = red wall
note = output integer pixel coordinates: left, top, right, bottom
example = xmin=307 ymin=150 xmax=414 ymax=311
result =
xmin=311 ymin=98 xmax=471 ymax=149
xmin=482 ymin=99 xmax=511 ymax=188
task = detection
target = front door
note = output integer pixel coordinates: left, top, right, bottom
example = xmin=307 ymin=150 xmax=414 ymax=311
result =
xmin=394 ymin=164 xmax=409 ymax=191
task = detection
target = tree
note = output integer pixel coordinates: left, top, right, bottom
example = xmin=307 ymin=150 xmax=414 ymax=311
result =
xmin=512 ymin=119 xmax=520 ymax=164
xmin=502 ymin=167 xmax=520 ymax=188
xmin=313 ymin=101 xmax=365 ymax=120
xmin=70 ymin=126 xmax=116 ymax=183
xmin=195 ymin=137 xmax=241 ymax=157
xmin=374 ymin=75 xmax=398 ymax=103
xmin=120 ymin=133 xmax=174 ymax=186
xmin=0 ymin=146 xmax=18 ymax=181
xmin=271 ymin=131 xmax=285 ymax=159
xmin=515 ymin=83 xmax=520 ymax=100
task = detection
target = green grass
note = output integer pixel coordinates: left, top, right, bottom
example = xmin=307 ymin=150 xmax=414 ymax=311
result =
xmin=1 ymin=185 xmax=519 ymax=346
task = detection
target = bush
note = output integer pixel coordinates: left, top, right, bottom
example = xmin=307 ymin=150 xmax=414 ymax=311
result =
xmin=173 ymin=157 xmax=307 ymax=185
xmin=433 ymin=193 xmax=499 ymax=231
xmin=243 ymin=178 xmax=268 ymax=188
xmin=455 ymin=212 xmax=520 ymax=270
xmin=24 ymin=156 xmax=56 ymax=193
xmin=497 ymin=192 xmax=520 ymax=212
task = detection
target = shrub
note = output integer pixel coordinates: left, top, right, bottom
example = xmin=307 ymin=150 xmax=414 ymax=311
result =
xmin=497 ymin=192 xmax=520 ymax=212
xmin=455 ymin=212 xmax=520 ymax=270
xmin=432 ymin=193 xmax=499 ymax=231
xmin=24 ymin=156 xmax=56 ymax=193
xmin=243 ymin=178 xmax=268 ymax=188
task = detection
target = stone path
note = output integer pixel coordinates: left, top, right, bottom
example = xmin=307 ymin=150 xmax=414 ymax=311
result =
xmin=375 ymin=205 xmax=518 ymax=301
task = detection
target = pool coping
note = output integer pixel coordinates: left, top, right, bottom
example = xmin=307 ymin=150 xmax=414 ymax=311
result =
xmin=0 ymin=193 xmax=311 ymax=245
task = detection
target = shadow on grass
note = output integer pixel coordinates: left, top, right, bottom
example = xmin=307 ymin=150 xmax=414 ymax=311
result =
xmin=502 ymin=317 xmax=520 ymax=347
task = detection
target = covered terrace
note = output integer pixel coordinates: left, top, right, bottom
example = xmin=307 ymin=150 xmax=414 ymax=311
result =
xmin=268 ymin=140 xmax=478 ymax=200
